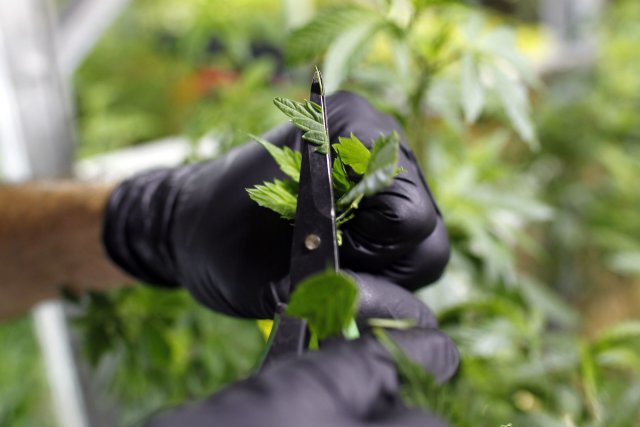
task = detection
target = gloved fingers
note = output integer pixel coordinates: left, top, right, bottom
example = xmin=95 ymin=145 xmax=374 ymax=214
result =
xmin=145 ymin=394 xmax=449 ymax=427
xmin=324 ymin=92 xmax=441 ymax=266
xmin=377 ymin=215 xmax=450 ymax=291
xmin=381 ymin=328 xmax=459 ymax=384
xmin=266 ymin=329 xmax=456 ymax=422
xmin=144 ymin=329 xmax=458 ymax=427
xmin=345 ymin=270 xmax=438 ymax=330
xmin=248 ymin=329 xmax=458 ymax=420
xmin=341 ymin=164 xmax=438 ymax=250
xmin=341 ymin=214 xmax=450 ymax=291
xmin=169 ymin=133 xmax=297 ymax=319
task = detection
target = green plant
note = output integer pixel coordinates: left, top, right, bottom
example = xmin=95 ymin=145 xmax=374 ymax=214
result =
xmin=0 ymin=319 xmax=54 ymax=427
xmin=247 ymin=74 xmax=401 ymax=229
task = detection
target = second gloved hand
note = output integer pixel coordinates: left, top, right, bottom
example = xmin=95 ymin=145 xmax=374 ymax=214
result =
xmin=103 ymin=92 xmax=450 ymax=318
xmin=144 ymin=274 xmax=459 ymax=427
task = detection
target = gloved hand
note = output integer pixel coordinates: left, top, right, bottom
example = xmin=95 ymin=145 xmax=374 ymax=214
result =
xmin=103 ymin=91 xmax=450 ymax=318
xmin=145 ymin=282 xmax=459 ymax=427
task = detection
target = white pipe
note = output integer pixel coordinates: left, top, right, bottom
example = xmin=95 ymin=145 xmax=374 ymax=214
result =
xmin=33 ymin=301 xmax=91 ymax=427
xmin=0 ymin=26 xmax=31 ymax=181
xmin=57 ymin=0 xmax=132 ymax=77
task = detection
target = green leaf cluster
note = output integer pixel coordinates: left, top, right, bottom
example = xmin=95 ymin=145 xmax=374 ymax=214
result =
xmin=286 ymin=270 xmax=359 ymax=341
xmin=336 ymin=132 xmax=400 ymax=210
xmin=247 ymin=95 xmax=401 ymax=227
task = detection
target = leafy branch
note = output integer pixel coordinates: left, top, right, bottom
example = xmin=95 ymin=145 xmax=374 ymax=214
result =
xmin=246 ymin=90 xmax=401 ymax=229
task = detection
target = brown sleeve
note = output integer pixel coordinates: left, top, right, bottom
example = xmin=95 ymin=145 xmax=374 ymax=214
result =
xmin=0 ymin=181 xmax=134 ymax=320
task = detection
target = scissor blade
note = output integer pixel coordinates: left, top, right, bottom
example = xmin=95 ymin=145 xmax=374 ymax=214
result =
xmin=289 ymin=69 xmax=339 ymax=285
xmin=261 ymin=70 xmax=339 ymax=364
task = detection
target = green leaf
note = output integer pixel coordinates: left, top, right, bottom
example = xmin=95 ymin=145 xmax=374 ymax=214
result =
xmin=323 ymin=19 xmax=380 ymax=94
xmin=246 ymin=179 xmax=297 ymax=219
xmin=391 ymin=36 xmax=411 ymax=84
xmin=519 ymin=277 xmax=579 ymax=329
xmin=301 ymin=130 xmax=327 ymax=146
xmin=306 ymin=100 xmax=323 ymax=114
xmin=338 ymin=131 xmax=400 ymax=208
xmin=481 ymin=27 xmax=540 ymax=88
xmin=273 ymin=97 xmax=329 ymax=154
xmin=592 ymin=321 xmax=640 ymax=353
xmin=273 ymin=97 xmax=311 ymax=121
xmin=580 ymin=343 xmax=602 ymax=420
xmin=286 ymin=270 xmax=358 ymax=340
xmin=285 ymin=5 xmax=376 ymax=64
xmin=488 ymin=63 xmax=538 ymax=149
xmin=334 ymin=133 xmax=371 ymax=174
xmin=250 ymin=134 xmax=301 ymax=182
xmin=291 ymin=117 xmax=324 ymax=133
xmin=332 ymin=157 xmax=352 ymax=196
xmin=596 ymin=347 xmax=640 ymax=371
xmin=427 ymin=77 xmax=463 ymax=133
xmin=461 ymin=52 xmax=485 ymax=123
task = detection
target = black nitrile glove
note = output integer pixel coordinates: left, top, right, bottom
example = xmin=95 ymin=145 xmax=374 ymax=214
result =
xmin=146 ymin=331 xmax=456 ymax=427
xmin=145 ymin=285 xmax=459 ymax=427
xmin=103 ymin=91 xmax=450 ymax=318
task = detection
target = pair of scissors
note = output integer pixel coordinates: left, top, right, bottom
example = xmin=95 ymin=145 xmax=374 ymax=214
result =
xmin=260 ymin=70 xmax=339 ymax=367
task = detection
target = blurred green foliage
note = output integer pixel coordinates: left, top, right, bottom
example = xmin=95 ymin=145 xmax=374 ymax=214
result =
xmin=69 ymin=287 xmax=264 ymax=426
xmin=2 ymin=0 xmax=639 ymax=426
xmin=0 ymin=319 xmax=54 ymax=427
xmin=73 ymin=0 xmax=291 ymax=157
xmin=533 ymin=1 xmax=640 ymax=293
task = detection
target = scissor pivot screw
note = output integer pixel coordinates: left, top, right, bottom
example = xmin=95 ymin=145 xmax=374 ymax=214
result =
xmin=305 ymin=234 xmax=321 ymax=251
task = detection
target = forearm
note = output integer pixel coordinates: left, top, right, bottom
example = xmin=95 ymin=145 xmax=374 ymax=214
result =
xmin=0 ymin=181 xmax=134 ymax=320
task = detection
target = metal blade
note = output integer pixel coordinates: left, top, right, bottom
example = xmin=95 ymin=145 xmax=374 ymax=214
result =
xmin=289 ymin=68 xmax=339 ymax=285
xmin=261 ymin=69 xmax=339 ymax=364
